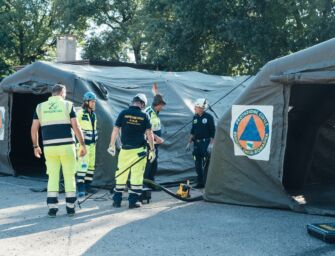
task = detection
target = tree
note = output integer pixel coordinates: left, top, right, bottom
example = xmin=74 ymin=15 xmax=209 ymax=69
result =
xmin=141 ymin=0 xmax=335 ymax=75
xmin=81 ymin=31 xmax=127 ymax=61
xmin=0 ymin=0 xmax=90 ymax=75
xmin=3 ymin=0 xmax=334 ymax=77
xmin=83 ymin=0 xmax=145 ymax=63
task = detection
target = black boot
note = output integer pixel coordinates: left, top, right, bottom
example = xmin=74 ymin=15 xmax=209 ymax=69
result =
xmin=47 ymin=208 xmax=58 ymax=218
xmin=85 ymin=180 xmax=97 ymax=194
xmin=77 ymin=182 xmax=85 ymax=198
xmin=113 ymin=201 xmax=121 ymax=208
xmin=66 ymin=207 xmax=75 ymax=217
xmin=129 ymin=202 xmax=142 ymax=209
xmin=113 ymin=191 xmax=122 ymax=208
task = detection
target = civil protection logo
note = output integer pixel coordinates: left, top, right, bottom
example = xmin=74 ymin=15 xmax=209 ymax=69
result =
xmin=232 ymin=109 xmax=269 ymax=156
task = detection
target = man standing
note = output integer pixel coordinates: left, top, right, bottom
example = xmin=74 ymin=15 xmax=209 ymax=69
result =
xmin=31 ymin=84 xmax=86 ymax=217
xmin=108 ymin=93 xmax=155 ymax=208
xmin=186 ymin=98 xmax=215 ymax=188
xmin=76 ymin=91 xmax=98 ymax=197
xmin=144 ymin=93 xmax=166 ymax=183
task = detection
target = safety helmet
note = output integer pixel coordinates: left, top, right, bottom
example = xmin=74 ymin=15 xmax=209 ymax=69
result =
xmin=194 ymin=98 xmax=208 ymax=109
xmin=134 ymin=93 xmax=148 ymax=106
xmin=83 ymin=91 xmax=97 ymax=101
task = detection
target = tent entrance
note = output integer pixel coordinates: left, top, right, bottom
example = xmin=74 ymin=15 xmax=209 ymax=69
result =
xmin=283 ymin=84 xmax=335 ymax=210
xmin=9 ymin=93 xmax=50 ymax=177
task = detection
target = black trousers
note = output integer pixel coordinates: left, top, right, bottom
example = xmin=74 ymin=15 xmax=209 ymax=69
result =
xmin=144 ymin=146 xmax=159 ymax=181
xmin=193 ymin=139 xmax=210 ymax=186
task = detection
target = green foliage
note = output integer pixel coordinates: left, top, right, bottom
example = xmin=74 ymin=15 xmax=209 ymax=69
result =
xmin=82 ymin=0 xmax=335 ymax=75
xmin=0 ymin=58 xmax=12 ymax=80
xmin=0 ymin=0 xmax=90 ymax=76
xmin=82 ymin=31 xmax=128 ymax=61
xmin=140 ymin=0 xmax=335 ymax=74
xmin=1 ymin=0 xmax=335 ymax=77
xmin=83 ymin=0 xmax=145 ymax=63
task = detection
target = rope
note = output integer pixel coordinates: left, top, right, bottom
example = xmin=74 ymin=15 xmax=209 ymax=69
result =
xmin=163 ymin=75 xmax=252 ymax=142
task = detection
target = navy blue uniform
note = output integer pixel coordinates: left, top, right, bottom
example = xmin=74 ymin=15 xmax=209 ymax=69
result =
xmin=144 ymin=106 xmax=162 ymax=182
xmin=115 ymin=106 xmax=151 ymax=148
xmin=190 ymin=112 xmax=215 ymax=187
xmin=113 ymin=106 xmax=151 ymax=205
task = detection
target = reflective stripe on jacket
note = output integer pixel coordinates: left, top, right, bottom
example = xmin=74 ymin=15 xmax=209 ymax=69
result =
xmin=77 ymin=108 xmax=98 ymax=145
xmin=145 ymin=106 xmax=161 ymax=132
xmin=36 ymin=96 xmax=75 ymax=147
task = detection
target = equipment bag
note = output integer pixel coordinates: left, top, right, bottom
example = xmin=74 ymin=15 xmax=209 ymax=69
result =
xmin=307 ymin=223 xmax=335 ymax=243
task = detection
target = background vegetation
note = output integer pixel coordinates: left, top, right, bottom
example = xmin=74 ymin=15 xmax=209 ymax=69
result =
xmin=1 ymin=0 xmax=335 ymax=77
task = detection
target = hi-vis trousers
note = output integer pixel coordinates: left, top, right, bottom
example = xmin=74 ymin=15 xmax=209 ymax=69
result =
xmin=113 ymin=147 xmax=147 ymax=205
xmin=44 ymin=144 xmax=77 ymax=211
xmin=76 ymin=143 xmax=96 ymax=184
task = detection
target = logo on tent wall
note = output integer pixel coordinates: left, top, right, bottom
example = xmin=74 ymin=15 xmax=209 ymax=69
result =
xmin=233 ymin=109 xmax=269 ymax=156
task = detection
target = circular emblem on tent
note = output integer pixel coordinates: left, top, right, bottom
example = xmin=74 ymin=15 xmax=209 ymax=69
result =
xmin=232 ymin=109 xmax=269 ymax=156
xmin=202 ymin=118 xmax=207 ymax=124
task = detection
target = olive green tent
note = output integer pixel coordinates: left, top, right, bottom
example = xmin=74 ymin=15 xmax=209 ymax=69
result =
xmin=0 ymin=61 xmax=249 ymax=184
xmin=205 ymin=38 xmax=335 ymax=215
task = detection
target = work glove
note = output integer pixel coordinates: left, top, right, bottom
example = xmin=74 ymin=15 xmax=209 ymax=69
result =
xmin=148 ymin=149 xmax=156 ymax=163
xmin=185 ymin=142 xmax=191 ymax=152
xmin=154 ymin=135 xmax=164 ymax=145
xmin=107 ymin=144 xmax=116 ymax=156
xmin=207 ymin=143 xmax=214 ymax=154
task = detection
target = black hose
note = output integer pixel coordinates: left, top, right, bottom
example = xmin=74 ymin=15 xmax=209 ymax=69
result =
xmin=78 ymin=155 xmax=147 ymax=208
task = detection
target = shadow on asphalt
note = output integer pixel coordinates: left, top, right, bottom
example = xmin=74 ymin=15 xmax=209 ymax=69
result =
xmin=0 ymin=198 xmax=184 ymax=240
xmin=81 ymin=202 xmax=335 ymax=256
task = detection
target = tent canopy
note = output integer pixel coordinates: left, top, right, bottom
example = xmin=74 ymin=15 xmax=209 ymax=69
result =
xmin=0 ymin=61 xmax=251 ymax=184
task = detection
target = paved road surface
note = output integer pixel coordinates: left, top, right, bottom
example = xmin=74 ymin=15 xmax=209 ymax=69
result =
xmin=0 ymin=176 xmax=335 ymax=256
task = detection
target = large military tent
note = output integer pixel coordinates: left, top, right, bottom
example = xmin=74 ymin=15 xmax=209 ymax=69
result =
xmin=0 ymin=61 xmax=250 ymax=184
xmin=205 ymin=38 xmax=335 ymax=215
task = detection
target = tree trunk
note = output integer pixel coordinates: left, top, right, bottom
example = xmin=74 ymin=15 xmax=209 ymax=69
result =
xmin=133 ymin=43 xmax=141 ymax=64
xmin=18 ymin=27 xmax=25 ymax=65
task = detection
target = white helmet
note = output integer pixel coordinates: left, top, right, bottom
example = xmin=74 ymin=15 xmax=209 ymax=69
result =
xmin=194 ymin=98 xmax=208 ymax=109
xmin=134 ymin=93 xmax=148 ymax=106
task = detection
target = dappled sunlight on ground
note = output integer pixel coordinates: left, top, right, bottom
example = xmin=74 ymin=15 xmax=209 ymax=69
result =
xmin=0 ymin=176 xmax=335 ymax=256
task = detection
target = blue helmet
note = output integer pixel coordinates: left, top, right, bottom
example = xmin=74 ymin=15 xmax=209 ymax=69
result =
xmin=83 ymin=92 xmax=97 ymax=101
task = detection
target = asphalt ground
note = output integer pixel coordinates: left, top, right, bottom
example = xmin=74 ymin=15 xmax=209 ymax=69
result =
xmin=0 ymin=176 xmax=335 ymax=256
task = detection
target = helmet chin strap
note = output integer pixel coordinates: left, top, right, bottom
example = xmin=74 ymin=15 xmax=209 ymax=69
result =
xmin=84 ymin=101 xmax=94 ymax=111
xmin=203 ymin=99 xmax=207 ymax=109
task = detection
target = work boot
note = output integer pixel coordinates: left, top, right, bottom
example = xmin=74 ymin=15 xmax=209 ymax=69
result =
xmin=47 ymin=208 xmax=58 ymax=218
xmin=78 ymin=191 xmax=85 ymax=198
xmin=66 ymin=207 xmax=75 ymax=217
xmin=112 ymin=191 xmax=122 ymax=206
xmin=113 ymin=201 xmax=121 ymax=208
xmin=85 ymin=182 xmax=97 ymax=194
xmin=129 ymin=202 xmax=142 ymax=209
xmin=77 ymin=182 xmax=85 ymax=198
